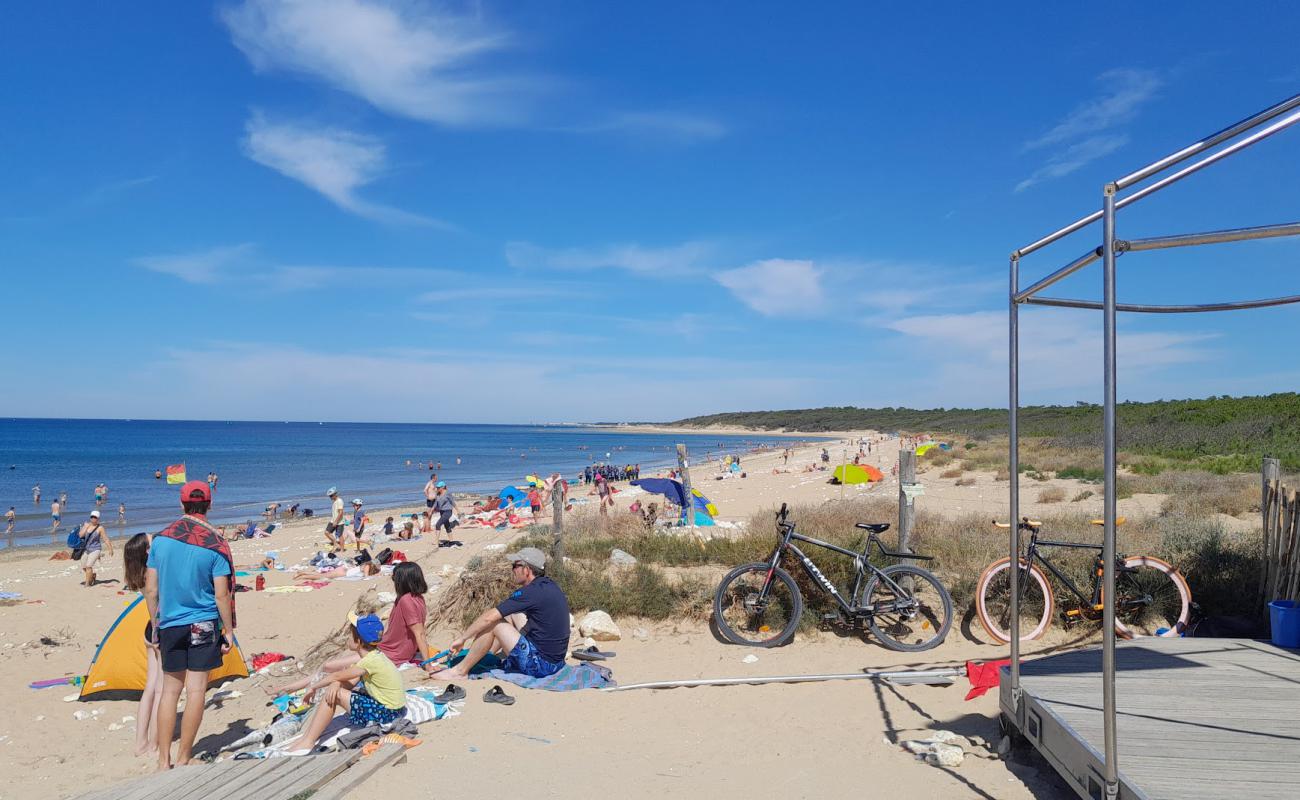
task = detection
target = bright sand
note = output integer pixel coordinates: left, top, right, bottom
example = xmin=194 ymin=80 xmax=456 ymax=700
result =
xmin=0 ymin=433 xmax=1232 ymax=799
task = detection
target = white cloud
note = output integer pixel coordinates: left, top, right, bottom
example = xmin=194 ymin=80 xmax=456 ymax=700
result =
xmin=505 ymin=240 xmax=715 ymax=276
xmin=133 ymin=243 xmax=256 ymax=284
xmin=568 ymin=111 xmax=728 ymax=144
xmin=1017 ymin=69 xmax=1161 ymax=192
xmin=222 ymin=0 xmax=524 ymax=127
xmin=1015 ymin=134 xmax=1129 ymax=193
xmin=714 ymin=258 xmax=824 ymax=316
xmin=886 ymin=307 xmax=1217 ymax=403
xmin=241 ymin=114 xmax=443 ymax=226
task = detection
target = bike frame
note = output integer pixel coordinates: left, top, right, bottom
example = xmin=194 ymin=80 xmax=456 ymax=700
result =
xmin=1018 ymin=526 xmax=1141 ymax=613
xmin=762 ymin=522 xmax=910 ymax=616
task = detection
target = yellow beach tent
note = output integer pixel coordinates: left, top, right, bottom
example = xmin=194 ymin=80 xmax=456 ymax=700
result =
xmin=833 ymin=464 xmax=883 ymax=484
xmin=79 ymin=596 xmax=249 ymax=701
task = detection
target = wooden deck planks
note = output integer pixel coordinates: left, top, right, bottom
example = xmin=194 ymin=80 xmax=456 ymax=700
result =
xmin=1015 ymin=637 xmax=1300 ymax=800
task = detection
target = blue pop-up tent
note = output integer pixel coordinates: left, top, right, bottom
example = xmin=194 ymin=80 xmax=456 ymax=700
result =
xmin=498 ymin=486 xmax=529 ymax=506
xmin=631 ymin=479 xmax=718 ymax=523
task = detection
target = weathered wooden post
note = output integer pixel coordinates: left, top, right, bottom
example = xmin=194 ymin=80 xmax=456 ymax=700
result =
xmin=551 ymin=479 xmax=565 ymax=563
xmin=897 ymin=449 xmax=918 ymax=556
xmin=677 ymin=444 xmax=694 ymax=529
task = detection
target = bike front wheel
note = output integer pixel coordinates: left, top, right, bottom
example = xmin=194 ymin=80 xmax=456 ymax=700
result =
xmin=975 ymin=557 xmax=1054 ymax=644
xmin=1114 ymin=555 xmax=1192 ymax=638
xmin=863 ymin=564 xmax=953 ymax=651
xmin=713 ymin=563 xmax=804 ymax=647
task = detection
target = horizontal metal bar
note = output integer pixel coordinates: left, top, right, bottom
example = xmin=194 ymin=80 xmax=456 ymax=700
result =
xmin=1115 ymin=93 xmax=1300 ymax=190
xmin=1123 ymin=221 xmax=1300 ymax=252
xmin=602 ymin=667 xmax=967 ymax=692
xmin=1025 ymin=294 xmax=1300 ymax=313
xmin=1015 ymin=246 xmax=1103 ymax=302
xmin=1014 ymin=104 xmax=1300 ymax=260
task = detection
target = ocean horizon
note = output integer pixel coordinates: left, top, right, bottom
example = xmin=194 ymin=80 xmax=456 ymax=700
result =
xmin=0 ymin=418 xmax=807 ymax=547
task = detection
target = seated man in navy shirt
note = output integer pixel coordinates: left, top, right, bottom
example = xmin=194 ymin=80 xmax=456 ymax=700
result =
xmin=429 ymin=547 xmax=570 ymax=680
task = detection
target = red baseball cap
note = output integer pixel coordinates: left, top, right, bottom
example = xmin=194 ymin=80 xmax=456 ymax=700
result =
xmin=181 ymin=480 xmax=212 ymax=503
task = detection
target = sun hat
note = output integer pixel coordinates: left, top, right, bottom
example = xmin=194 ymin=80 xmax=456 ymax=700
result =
xmin=435 ymin=481 xmax=446 ymax=488
xmin=327 ymin=487 xmax=338 ymax=496
xmin=347 ymin=612 xmax=384 ymax=644
xmin=352 ymin=498 xmax=363 ymax=506
xmin=181 ymin=480 xmax=212 ymax=503
xmin=89 ymin=510 xmax=100 ymax=518
xmin=505 ymin=546 xmax=547 ymax=572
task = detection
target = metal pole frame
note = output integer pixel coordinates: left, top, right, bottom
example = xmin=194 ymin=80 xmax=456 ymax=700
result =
xmin=1005 ymin=92 xmax=1300 ymax=798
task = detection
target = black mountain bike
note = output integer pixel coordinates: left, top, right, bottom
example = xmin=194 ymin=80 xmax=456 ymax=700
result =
xmin=713 ymin=504 xmax=954 ymax=651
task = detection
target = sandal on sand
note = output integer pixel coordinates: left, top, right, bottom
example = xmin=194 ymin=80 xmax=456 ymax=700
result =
xmin=483 ymin=685 xmax=515 ymax=705
xmin=434 ymin=684 xmax=466 ymax=703
xmin=571 ymin=646 xmax=615 ymax=662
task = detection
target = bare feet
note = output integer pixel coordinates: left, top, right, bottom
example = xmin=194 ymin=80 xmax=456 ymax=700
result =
xmin=425 ymin=667 xmax=467 ymax=681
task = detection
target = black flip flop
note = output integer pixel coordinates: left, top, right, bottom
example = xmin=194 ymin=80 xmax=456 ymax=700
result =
xmin=434 ymin=683 xmax=466 ymax=703
xmin=483 ymin=685 xmax=515 ymax=705
xmin=571 ymin=645 xmax=615 ymax=662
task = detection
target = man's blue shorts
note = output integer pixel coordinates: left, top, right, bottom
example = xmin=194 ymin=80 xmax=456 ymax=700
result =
xmin=502 ymin=635 xmax=564 ymax=679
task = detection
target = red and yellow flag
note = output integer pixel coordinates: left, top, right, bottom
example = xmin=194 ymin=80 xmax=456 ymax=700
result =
xmin=165 ymin=463 xmax=186 ymax=485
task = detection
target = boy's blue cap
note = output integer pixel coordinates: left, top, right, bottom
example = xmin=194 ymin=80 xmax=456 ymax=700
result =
xmin=348 ymin=612 xmax=384 ymax=644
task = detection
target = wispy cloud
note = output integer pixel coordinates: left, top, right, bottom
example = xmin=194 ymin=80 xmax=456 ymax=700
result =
xmin=222 ymin=0 xmax=527 ymax=127
xmin=132 ymin=244 xmax=460 ymax=290
xmin=564 ymin=111 xmax=728 ymax=144
xmin=505 ymin=240 xmax=716 ymax=276
xmin=84 ymin=175 xmax=158 ymax=205
xmin=133 ymin=243 xmax=257 ymax=284
xmin=1015 ymin=134 xmax=1129 ymax=193
xmin=1017 ymin=68 xmax=1161 ymax=192
xmin=714 ymin=258 xmax=824 ymax=316
xmin=241 ymin=114 xmax=445 ymax=226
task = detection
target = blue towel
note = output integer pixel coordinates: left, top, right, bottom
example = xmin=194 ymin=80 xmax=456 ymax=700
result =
xmin=471 ymin=663 xmax=615 ymax=691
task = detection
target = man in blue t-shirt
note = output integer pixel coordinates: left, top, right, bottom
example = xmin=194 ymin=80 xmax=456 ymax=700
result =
xmin=429 ymin=547 xmax=570 ymax=680
xmin=145 ymin=480 xmax=234 ymax=772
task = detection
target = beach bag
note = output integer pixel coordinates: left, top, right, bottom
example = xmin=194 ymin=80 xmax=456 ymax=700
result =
xmin=374 ymin=548 xmax=394 ymax=565
xmin=65 ymin=525 xmax=83 ymax=549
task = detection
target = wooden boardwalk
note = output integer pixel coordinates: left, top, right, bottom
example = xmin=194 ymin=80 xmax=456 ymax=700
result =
xmin=70 ymin=742 xmax=407 ymax=800
xmin=1002 ymin=637 xmax=1300 ymax=800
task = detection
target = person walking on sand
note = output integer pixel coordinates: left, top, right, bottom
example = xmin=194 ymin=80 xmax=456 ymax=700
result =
xmin=428 ymin=547 xmax=569 ymax=682
xmin=432 ymin=481 xmax=457 ymax=541
xmin=80 ymin=509 xmax=113 ymax=587
xmin=145 ymin=480 xmax=234 ymax=771
xmin=325 ymin=487 xmax=345 ymax=549
xmin=350 ymin=498 xmax=366 ymax=549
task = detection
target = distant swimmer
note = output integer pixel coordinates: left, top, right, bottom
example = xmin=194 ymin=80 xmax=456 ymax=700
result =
xmin=32 ymin=484 xmax=41 ymax=504
xmin=118 ymin=502 xmax=126 ymax=523
xmin=51 ymin=499 xmax=61 ymax=530
xmin=5 ymin=507 xmax=14 ymax=535
xmin=456 ymin=457 xmax=461 ymax=465
xmin=154 ymin=469 xmax=162 ymax=479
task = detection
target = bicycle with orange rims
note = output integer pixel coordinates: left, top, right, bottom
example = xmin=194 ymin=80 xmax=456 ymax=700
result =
xmin=975 ymin=517 xmax=1192 ymax=644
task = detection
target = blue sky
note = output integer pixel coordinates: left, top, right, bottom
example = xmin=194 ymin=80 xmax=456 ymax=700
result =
xmin=3 ymin=1 xmax=1299 ymax=423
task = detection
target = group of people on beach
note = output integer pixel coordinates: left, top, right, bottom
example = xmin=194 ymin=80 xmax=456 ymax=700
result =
xmin=114 ymin=478 xmax=572 ymax=766
xmin=583 ymin=463 xmax=639 ymax=484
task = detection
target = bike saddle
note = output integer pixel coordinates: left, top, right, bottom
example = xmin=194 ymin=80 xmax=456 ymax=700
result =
xmin=855 ymin=523 xmax=890 ymax=533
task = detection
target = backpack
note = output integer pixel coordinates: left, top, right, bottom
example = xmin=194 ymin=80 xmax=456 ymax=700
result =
xmin=65 ymin=525 xmax=83 ymax=549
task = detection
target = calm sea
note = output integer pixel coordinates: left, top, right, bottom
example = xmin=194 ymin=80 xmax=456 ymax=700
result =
xmin=0 ymin=419 xmax=800 ymax=547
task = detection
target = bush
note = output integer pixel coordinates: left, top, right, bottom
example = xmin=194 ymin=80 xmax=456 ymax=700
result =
xmin=956 ymin=477 xmax=977 ymax=487
xmin=994 ymin=468 xmax=1010 ymax=481
xmin=1072 ymin=490 xmax=1094 ymax=502
xmin=1038 ymin=487 xmax=1066 ymax=503
xmin=940 ymin=468 xmax=964 ymax=479
xmin=1057 ymin=466 xmax=1104 ymax=482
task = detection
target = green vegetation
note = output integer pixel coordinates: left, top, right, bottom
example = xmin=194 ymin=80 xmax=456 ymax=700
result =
xmin=674 ymin=393 xmax=1300 ymax=470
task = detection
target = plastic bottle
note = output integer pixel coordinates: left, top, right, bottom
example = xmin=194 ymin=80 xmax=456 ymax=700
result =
xmin=255 ymin=574 xmax=265 ymax=591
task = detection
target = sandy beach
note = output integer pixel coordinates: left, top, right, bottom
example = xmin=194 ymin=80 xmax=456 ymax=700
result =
xmin=2 ymin=432 xmax=1260 ymax=800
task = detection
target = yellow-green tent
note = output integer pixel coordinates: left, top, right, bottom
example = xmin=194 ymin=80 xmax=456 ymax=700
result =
xmin=833 ymin=464 xmax=883 ymax=484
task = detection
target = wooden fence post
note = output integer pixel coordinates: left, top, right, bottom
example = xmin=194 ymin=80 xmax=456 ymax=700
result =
xmin=1261 ymin=457 xmax=1279 ymax=608
xmin=551 ymin=480 xmax=565 ymax=563
xmin=898 ymin=449 xmax=916 ymax=556
xmin=677 ymin=444 xmax=694 ymax=530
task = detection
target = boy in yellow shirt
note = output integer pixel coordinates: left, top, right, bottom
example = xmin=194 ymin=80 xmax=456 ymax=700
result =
xmin=292 ymin=612 xmax=406 ymax=749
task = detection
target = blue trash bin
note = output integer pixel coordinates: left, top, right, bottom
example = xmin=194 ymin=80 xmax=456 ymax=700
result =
xmin=1268 ymin=600 xmax=1300 ymax=648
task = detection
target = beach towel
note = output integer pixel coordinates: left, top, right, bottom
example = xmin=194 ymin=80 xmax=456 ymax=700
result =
xmin=471 ymin=662 xmax=615 ymax=691
xmin=964 ymin=659 xmax=1011 ymax=700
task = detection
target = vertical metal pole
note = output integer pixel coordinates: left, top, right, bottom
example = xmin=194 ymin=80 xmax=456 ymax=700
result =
xmin=1008 ymin=256 xmax=1022 ymax=714
xmin=1101 ymin=186 xmax=1120 ymax=799
xmin=677 ymin=444 xmax=694 ymax=529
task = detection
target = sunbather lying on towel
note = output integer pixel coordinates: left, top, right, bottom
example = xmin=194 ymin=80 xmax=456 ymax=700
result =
xmin=293 ymin=562 xmax=379 ymax=581
xmin=427 ymin=547 xmax=570 ymax=681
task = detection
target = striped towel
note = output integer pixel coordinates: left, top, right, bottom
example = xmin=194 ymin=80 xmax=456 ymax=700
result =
xmin=473 ymin=663 xmax=615 ymax=691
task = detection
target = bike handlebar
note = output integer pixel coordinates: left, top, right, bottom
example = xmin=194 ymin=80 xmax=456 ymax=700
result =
xmin=992 ymin=517 xmax=1042 ymax=530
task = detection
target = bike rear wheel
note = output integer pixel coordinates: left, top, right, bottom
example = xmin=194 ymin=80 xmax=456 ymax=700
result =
xmin=863 ymin=564 xmax=953 ymax=651
xmin=975 ymin=557 xmax=1054 ymax=644
xmin=713 ymin=563 xmax=804 ymax=647
xmin=1114 ymin=555 xmax=1192 ymax=637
